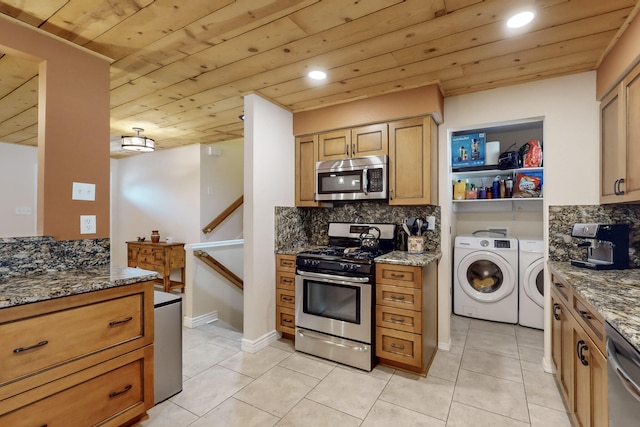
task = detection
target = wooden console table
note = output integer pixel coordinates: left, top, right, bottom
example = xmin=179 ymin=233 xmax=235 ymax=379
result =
xmin=126 ymin=241 xmax=186 ymax=292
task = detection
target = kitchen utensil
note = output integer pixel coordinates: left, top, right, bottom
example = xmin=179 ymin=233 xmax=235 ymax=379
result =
xmin=359 ymin=226 xmax=381 ymax=250
xmin=402 ymin=221 xmax=412 ymax=237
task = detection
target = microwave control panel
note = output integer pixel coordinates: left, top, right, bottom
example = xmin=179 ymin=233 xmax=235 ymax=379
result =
xmin=368 ymin=168 xmax=384 ymax=192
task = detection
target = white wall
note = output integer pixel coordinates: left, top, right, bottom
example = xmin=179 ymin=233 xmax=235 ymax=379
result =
xmin=0 ymin=142 xmax=37 ymax=237
xmin=243 ymin=94 xmax=295 ymax=350
xmin=200 ymin=138 xmax=244 ymax=242
xmin=439 ymin=71 xmax=600 ymax=368
xmin=110 ymin=144 xmax=202 ymax=266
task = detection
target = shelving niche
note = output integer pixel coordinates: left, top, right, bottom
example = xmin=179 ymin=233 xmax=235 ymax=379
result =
xmin=450 ymin=120 xmax=544 ymax=213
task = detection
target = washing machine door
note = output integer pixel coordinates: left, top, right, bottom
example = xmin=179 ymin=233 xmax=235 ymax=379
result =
xmin=457 ymin=251 xmax=516 ymax=302
xmin=523 ymin=258 xmax=544 ymax=308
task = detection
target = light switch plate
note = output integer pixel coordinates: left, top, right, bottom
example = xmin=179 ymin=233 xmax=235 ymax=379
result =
xmin=72 ymin=182 xmax=96 ymax=201
xmin=80 ymin=215 xmax=96 ymax=234
xmin=427 ymin=216 xmax=436 ymax=230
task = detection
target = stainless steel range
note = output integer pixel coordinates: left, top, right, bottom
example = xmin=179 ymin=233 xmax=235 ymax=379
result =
xmin=295 ymin=222 xmax=396 ymax=371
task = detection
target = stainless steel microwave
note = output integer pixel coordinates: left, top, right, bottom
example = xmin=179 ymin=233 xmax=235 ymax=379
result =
xmin=315 ymin=155 xmax=388 ymax=201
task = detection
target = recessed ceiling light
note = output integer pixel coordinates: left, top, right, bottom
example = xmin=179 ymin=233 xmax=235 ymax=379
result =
xmin=507 ymin=11 xmax=535 ymax=29
xmin=308 ymin=70 xmax=327 ymax=80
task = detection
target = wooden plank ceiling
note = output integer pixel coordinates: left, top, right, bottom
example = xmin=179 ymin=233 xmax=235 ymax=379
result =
xmin=0 ymin=0 xmax=637 ymax=157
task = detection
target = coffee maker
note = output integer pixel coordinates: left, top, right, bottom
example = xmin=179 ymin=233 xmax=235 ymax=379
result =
xmin=570 ymin=223 xmax=629 ymax=270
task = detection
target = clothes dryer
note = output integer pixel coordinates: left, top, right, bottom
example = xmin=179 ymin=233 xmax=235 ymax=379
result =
xmin=453 ymin=233 xmax=519 ymax=323
xmin=518 ymin=238 xmax=544 ymax=329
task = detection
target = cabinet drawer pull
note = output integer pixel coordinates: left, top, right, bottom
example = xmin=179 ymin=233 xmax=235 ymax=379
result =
xmin=390 ymin=316 xmax=405 ymax=323
xmin=578 ymin=310 xmax=592 ymax=321
xmin=282 ymin=318 xmax=293 ymax=323
xmin=390 ymin=343 xmax=405 ymax=350
xmin=553 ymin=303 xmax=561 ymax=321
xmin=390 ymin=273 xmax=405 ymax=278
xmin=282 ymin=296 xmax=294 ymax=302
xmin=282 ymin=278 xmax=293 ymax=285
xmin=109 ymin=384 xmax=133 ymax=398
xmin=13 ymin=340 xmax=49 ymax=354
xmin=576 ymin=340 xmax=589 ymax=366
xmin=282 ymin=261 xmax=294 ymax=268
xmin=390 ymin=295 xmax=405 ymax=301
xmin=109 ymin=316 xmax=133 ymax=327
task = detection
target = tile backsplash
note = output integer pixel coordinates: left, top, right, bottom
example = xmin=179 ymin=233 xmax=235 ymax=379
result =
xmin=275 ymin=201 xmax=441 ymax=253
xmin=548 ymin=204 xmax=640 ymax=267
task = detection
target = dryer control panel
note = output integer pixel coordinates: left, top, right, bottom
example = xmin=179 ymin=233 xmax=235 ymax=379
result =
xmin=494 ymin=240 xmax=512 ymax=248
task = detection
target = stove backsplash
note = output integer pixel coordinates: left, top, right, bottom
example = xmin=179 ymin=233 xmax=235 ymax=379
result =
xmin=275 ymin=202 xmax=441 ymax=253
xmin=548 ymin=204 xmax=640 ymax=268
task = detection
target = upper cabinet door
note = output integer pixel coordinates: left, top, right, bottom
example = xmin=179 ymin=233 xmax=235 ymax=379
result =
xmin=295 ymin=134 xmax=321 ymax=207
xmin=351 ymin=123 xmax=388 ymax=158
xmin=388 ymin=116 xmax=437 ymax=205
xmin=318 ymin=129 xmax=350 ymax=161
xmin=600 ymin=61 xmax=640 ymax=204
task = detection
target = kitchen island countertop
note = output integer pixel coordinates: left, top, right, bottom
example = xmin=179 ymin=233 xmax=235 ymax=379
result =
xmin=548 ymin=260 xmax=640 ymax=353
xmin=0 ymin=265 xmax=159 ymax=309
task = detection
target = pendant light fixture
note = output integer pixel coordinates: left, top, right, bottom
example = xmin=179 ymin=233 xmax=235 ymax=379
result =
xmin=121 ymin=127 xmax=155 ymax=152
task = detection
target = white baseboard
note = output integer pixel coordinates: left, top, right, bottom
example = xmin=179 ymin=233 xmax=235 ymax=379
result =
xmin=438 ymin=338 xmax=452 ymax=351
xmin=542 ymin=356 xmax=555 ymax=374
xmin=183 ymin=311 xmax=218 ymax=329
xmin=241 ymin=329 xmax=280 ymax=354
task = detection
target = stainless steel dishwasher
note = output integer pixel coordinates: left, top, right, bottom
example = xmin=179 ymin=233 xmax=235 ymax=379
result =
xmin=154 ymin=290 xmax=183 ymax=404
xmin=605 ymin=322 xmax=640 ymax=426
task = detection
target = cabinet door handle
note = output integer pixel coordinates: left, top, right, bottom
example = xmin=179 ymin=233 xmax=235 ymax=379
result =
xmin=109 ymin=316 xmax=133 ymax=327
xmin=578 ymin=310 xmax=592 ymax=321
xmin=615 ymin=178 xmax=625 ymax=195
xmin=576 ymin=340 xmax=589 ymax=366
xmin=109 ymin=384 xmax=133 ymax=398
xmin=13 ymin=340 xmax=49 ymax=354
xmin=553 ymin=303 xmax=561 ymax=321
xmin=346 ymin=143 xmax=350 ymax=156
xmin=390 ymin=294 xmax=405 ymax=301
xmin=390 ymin=343 xmax=405 ymax=350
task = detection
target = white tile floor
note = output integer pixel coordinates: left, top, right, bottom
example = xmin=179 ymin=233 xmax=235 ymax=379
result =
xmin=140 ymin=315 xmax=571 ymax=426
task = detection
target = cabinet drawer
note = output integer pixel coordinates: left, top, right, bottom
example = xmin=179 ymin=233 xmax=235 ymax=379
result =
xmin=551 ymin=275 xmax=571 ymax=304
xmin=276 ymin=271 xmax=295 ymax=290
xmin=0 ymin=294 xmax=144 ymax=384
xmin=376 ymin=264 xmax=421 ymax=288
xmin=276 ymin=307 xmax=296 ymax=334
xmin=572 ymin=293 xmax=605 ymax=353
xmin=276 ymin=254 xmax=296 ymax=273
xmin=376 ymin=327 xmax=421 ymax=367
xmin=0 ymin=350 xmax=147 ymax=427
xmin=276 ymin=289 xmax=295 ymax=309
xmin=376 ymin=284 xmax=421 ymax=311
xmin=376 ymin=305 xmax=421 ymax=334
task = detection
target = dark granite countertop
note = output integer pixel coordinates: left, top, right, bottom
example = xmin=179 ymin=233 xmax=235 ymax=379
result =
xmin=375 ymin=251 xmax=442 ymax=267
xmin=0 ymin=265 xmax=159 ymax=309
xmin=548 ymin=260 xmax=640 ymax=352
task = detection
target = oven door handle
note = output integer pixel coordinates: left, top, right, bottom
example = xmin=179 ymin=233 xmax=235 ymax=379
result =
xmin=296 ymin=270 xmax=370 ymax=284
xmin=296 ymin=328 xmax=370 ymax=352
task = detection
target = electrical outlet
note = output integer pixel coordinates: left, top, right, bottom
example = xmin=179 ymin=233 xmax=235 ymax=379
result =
xmin=427 ymin=216 xmax=436 ymax=230
xmin=15 ymin=207 xmax=32 ymax=215
xmin=80 ymin=215 xmax=96 ymax=234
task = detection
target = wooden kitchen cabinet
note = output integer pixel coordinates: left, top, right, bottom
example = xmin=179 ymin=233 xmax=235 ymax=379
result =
xmin=600 ymin=60 xmax=640 ymax=203
xmin=0 ymin=281 xmax=154 ymax=426
xmin=295 ymin=134 xmax=321 ymax=207
xmin=549 ymin=270 xmax=608 ymax=427
xmin=127 ymin=241 xmax=186 ymax=292
xmin=275 ymin=254 xmax=296 ymax=336
xmin=388 ymin=116 xmax=437 ymax=205
xmin=375 ymin=261 xmax=437 ymax=376
xmin=317 ymin=124 xmax=388 ymax=161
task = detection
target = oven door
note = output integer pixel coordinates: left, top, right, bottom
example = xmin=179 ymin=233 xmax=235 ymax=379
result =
xmin=295 ymin=270 xmax=372 ymax=343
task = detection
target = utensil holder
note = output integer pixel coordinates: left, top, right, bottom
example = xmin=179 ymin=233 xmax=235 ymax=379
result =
xmin=407 ymin=236 xmax=424 ymax=254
